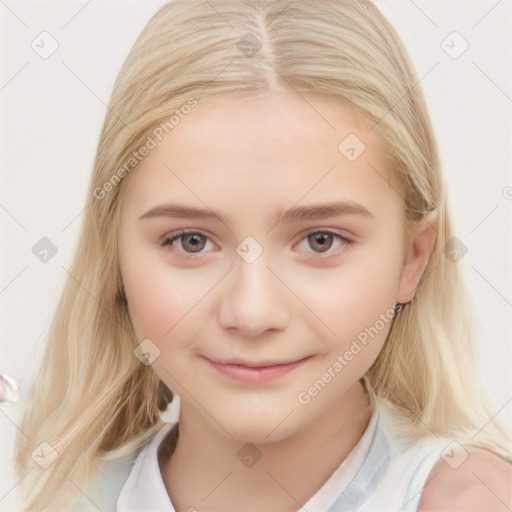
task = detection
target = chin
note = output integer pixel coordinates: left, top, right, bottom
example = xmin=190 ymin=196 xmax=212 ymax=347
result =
xmin=215 ymin=410 xmax=301 ymax=445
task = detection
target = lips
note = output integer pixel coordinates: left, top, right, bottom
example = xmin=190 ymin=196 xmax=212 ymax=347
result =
xmin=210 ymin=357 xmax=308 ymax=368
xmin=203 ymin=356 xmax=312 ymax=383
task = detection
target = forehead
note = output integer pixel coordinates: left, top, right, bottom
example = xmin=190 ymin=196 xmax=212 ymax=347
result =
xmin=120 ymin=90 xmax=399 ymax=220
xmin=166 ymin=90 xmax=373 ymax=157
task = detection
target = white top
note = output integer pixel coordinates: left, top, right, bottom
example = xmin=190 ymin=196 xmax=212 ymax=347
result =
xmin=72 ymin=401 xmax=452 ymax=511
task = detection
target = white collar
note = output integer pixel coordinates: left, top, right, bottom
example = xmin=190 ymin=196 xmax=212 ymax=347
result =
xmin=117 ymin=421 xmax=176 ymax=511
xmin=117 ymin=404 xmax=382 ymax=512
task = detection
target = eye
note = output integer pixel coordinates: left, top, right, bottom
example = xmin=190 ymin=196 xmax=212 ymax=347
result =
xmin=160 ymin=230 xmax=216 ymax=257
xmin=297 ymin=230 xmax=352 ymax=260
xmin=160 ymin=229 xmax=353 ymax=260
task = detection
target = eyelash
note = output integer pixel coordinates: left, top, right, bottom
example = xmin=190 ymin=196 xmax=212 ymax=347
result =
xmin=159 ymin=229 xmax=353 ymax=261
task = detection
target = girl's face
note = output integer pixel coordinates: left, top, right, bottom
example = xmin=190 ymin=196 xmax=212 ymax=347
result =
xmin=118 ymin=90 xmax=429 ymax=442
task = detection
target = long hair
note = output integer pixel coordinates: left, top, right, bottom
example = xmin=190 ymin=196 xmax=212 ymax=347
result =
xmin=14 ymin=0 xmax=511 ymax=509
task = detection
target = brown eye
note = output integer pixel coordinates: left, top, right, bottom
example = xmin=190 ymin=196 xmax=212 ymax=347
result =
xmin=297 ymin=230 xmax=352 ymax=260
xmin=307 ymin=232 xmax=334 ymax=253
xmin=180 ymin=233 xmax=207 ymax=253
xmin=161 ymin=231 xmax=214 ymax=256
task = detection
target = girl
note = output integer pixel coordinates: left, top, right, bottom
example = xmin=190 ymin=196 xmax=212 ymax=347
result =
xmin=14 ymin=1 xmax=511 ymax=510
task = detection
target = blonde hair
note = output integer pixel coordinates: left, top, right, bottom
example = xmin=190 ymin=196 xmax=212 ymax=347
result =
xmin=14 ymin=0 xmax=511 ymax=509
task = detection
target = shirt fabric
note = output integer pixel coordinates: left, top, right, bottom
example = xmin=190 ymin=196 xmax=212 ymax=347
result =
xmin=72 ymin=401 xmax=452 ymax=511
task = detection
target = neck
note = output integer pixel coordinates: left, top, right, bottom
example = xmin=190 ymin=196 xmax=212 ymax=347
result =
xmin=161 ymin=381 xmax=373 ymax=512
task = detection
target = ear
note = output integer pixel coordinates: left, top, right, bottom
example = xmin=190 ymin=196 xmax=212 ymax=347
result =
xmin=397 ymin=211 xmax=437 ymax=304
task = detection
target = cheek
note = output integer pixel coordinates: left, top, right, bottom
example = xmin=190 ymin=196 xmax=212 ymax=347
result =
xmin=300 ymin=245 xmax=403 ymax=356
xmin=124 ymin=270 xmax=174 ymax=340
xmin=120 ymin=246 xmax=219 ymax=343
xmin=119 ymin=240 xmax=183 ymax=340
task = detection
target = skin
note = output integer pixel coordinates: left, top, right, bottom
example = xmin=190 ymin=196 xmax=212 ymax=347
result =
xmin=118 ymin=88 xmax=436 ymax=511
xmin=419 ymin=447 xmax=512 ymax=511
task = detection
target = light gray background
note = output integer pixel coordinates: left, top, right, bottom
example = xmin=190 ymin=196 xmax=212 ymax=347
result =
xmin=1 ymin=0 xmax=511 ymax=508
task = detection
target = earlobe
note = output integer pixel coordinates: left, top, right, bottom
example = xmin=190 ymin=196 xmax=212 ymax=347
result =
xmin=397 ymin=211 xmax=437 ymax=304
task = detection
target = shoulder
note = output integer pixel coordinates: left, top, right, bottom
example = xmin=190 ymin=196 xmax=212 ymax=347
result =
xmin=418 ymin=446 xmax=512 ymax=511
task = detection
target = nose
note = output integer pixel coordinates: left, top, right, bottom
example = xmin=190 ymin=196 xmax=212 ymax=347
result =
xmin=218 ymin=251 xmax=290 ymax=337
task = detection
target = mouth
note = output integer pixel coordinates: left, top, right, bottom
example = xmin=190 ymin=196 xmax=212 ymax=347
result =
xmin=202 ymin=356 xmax=313 ymax=383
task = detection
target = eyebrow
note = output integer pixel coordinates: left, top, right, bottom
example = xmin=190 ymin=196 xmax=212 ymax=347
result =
xmin=138 ymin=200 xmax=375 ymax=225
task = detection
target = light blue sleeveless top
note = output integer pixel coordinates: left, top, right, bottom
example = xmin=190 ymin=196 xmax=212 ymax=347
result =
xmin=72 ymin=402 xmax=452 ymax=511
